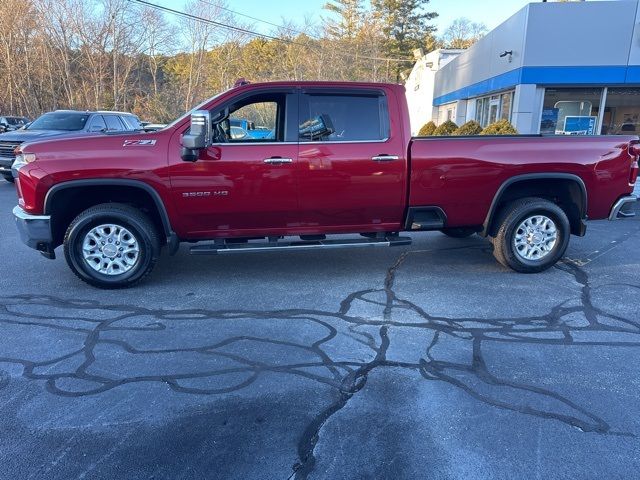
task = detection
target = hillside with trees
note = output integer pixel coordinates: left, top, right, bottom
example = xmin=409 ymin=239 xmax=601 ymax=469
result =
xmin=0 ymin=0 xmax=486 ymax=123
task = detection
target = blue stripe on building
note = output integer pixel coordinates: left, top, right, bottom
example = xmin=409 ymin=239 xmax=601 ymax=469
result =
xmin=433 ymin=65 xmax=639 ymax=106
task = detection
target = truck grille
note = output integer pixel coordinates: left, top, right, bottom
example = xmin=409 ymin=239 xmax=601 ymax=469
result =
xmin=0 ymin=140 xmax=23 ymax=160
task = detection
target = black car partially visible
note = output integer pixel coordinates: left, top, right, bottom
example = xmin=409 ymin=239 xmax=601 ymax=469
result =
xmin=0 ymin=110 xmax=142 ymax=183
xmin=0 ymin=116 xmax=29 ymax=133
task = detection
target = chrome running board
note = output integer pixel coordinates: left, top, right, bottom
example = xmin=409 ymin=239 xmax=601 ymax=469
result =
xmin=189 ymin=236 xmax=412 ymax=255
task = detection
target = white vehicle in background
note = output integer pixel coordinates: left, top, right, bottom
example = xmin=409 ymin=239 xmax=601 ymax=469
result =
xmin=230 ymin=126 xmax=249 ymax=139
xmin=141 ymin=122 xmax=167 ymax=132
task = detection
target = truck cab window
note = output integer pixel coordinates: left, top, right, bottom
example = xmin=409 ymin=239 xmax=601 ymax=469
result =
xmin=229 ymin=102 xmax=276 ymax=141
xmin=212 ymin=93 xmax=285 ymax=143
xmin=299 ymin=93 xmax=389 ymax=142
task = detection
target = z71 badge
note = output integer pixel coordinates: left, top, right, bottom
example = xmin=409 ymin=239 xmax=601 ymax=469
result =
xmin=123 ymin=139 xmax=157 ymax=147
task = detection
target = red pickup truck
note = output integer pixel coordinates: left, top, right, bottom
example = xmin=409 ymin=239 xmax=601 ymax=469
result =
xmin=11 ymin=81 xmax=639 ymax=288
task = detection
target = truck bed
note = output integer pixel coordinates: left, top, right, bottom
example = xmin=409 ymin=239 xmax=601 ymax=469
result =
xmin=408 ymin=134 xmax=638 ymax=227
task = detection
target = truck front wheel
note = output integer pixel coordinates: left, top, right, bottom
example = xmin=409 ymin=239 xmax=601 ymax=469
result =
xmin=491 ymin=197 xmax=570 ymax=273
xmin=63 ymin=203 xmax=160 ymax=289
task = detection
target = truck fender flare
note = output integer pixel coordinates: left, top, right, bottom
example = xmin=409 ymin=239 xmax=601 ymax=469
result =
xmin=481 ymin=173 xmax=588 ymax=236
xmin=43 ymin=179 xmax=174 ymax=238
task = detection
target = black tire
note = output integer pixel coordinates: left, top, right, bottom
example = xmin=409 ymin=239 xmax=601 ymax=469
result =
xmin=2 ymin=173 xmax=14 ymax=183
xmin=491 ymin=197 xmax=570 ymax=273
xmin=440 ymin=227 xmax=476 ymax=238
xmin=63 ymin=203 xmax=160 ymax=289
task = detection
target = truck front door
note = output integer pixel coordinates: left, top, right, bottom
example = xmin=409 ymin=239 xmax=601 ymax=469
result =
xmin=296 ymin=88 xmax=407 ymax=232
xmin=169 ymin=89 xmax=299 ymax=238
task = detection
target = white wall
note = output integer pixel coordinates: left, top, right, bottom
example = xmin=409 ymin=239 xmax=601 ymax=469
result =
xmin=628 ymin=1 xmax=640 ymax=66
xmin=511 ymin=84 xmax=545 ymax=134
xmin=524 ymin=1 xmax=638 ymax=67
xmin=454 ymin=100 xmax=468 ymax=127
xmin=405 ymin=49 xmax=464 ymax=133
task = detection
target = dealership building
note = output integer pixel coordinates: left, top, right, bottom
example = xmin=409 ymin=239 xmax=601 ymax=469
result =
xmin=405 ymin=0 xmax=640 ymax=136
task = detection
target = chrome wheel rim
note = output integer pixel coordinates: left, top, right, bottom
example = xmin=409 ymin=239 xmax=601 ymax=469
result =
xmin=82 ymin=224 xmax=140 ymax=276
xmin=513 ymin=215 xmax=557 ymax=261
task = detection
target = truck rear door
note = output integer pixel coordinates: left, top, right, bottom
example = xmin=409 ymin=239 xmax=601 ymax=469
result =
xmin=296 ymin=88 xmax=407 ymax=232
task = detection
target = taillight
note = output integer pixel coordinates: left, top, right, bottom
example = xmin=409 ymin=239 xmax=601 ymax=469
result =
xmin=630 ymin=142 xmax=639 ymax=184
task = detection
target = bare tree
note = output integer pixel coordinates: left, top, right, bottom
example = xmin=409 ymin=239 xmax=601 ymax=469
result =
xmin=441 ymin=17 xmax=487 ymax=49
xmin=0 ymin=0 xmax=444 ymax=121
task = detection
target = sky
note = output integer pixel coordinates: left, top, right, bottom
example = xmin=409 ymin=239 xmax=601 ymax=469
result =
xmin=152 ymin=0 xmax=536 ymax=37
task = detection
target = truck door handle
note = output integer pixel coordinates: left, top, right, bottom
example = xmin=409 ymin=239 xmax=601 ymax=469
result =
xmin=263 ymin=157 xmax=293 ymax=165
xmin=371 ymin=155 xmax=399 ymax=162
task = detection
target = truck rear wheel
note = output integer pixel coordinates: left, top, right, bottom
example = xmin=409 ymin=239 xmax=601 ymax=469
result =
xmin=63 ymin=203 xmax=160 ymax=289
xmin=491 ymin=197 xmax=570 ymax=273
xmin=2 ymin=173 xmax=14 ymax=183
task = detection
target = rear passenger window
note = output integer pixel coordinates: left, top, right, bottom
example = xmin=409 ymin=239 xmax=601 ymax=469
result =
xmin=299 ymin=93 xmax=389 ymax=142
xmin=104 ymin=115 xmax=124 ymax=131
xmin=88 ymin=115 xmax=106 ymax=132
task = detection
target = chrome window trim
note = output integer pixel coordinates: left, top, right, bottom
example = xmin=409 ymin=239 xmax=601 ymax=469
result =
xmin=300 ymin=138 xmax=390 ymax=144
xmin=207 ymin=141 xmax=297 ymax=146
xmin=205 ymin=138 xmax=391 ymax=146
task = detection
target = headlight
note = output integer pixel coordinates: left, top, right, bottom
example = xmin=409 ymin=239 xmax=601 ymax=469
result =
xmin=12 ymin=152 xmax=36 ymax=170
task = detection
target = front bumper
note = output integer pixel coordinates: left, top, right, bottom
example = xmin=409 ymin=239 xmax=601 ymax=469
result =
xmin=13 ymin=205 xmax=55 ymax=258
xmin=0 ymin=158 xmax=12 ymax=176
xmin=608 ymin=195 xmax=638 ymax=220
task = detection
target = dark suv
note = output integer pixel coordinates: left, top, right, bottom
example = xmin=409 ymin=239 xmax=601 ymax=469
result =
xmin=0 ymin=110 xmax=142 ymax=182
xmin=0 ymin=116 xmax=29 ymax=133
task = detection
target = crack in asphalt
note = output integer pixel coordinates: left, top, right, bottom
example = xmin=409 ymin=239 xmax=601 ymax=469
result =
xmin=0 ymin=237 xmax=638 ymax=479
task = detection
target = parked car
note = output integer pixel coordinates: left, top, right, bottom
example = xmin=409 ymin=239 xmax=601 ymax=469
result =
xmin=230 ymin=126 xmax=249 ymax=140
xmin=141 ymin=123 xmax=166 ymax=132
xmin=0 ymin=116 xmax=29 ymax=133
xmin=246 ymin=127 xmax=274 ymax=140
xmin=230 ymin=118 xmax=253 ymax=131
xmin=10 ymin=81 xmax=639 ymax=288
xmin=230 ymin=118 xmax=274 ymax=139
xmin=0 ymin=110 xmax=142 ymax=182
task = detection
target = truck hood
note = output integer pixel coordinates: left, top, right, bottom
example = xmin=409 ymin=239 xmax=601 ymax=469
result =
xmin=20 ymin=129 xmax=167 ymax=164
xmin=0 ymin=129 xmax=80 ymax=142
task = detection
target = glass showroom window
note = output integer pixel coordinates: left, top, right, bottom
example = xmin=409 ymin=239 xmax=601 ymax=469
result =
xmin=602 ymin=88 xmax=640 ymax=135
xmin=475 ymin=98 xmax=486 ymax=125
xmin=540 ymin=88 xmax=602 ymax=135
xmin=475 ymin=91 xmax=513 ymax=127
xmin=500 ymin=92 xmax=512 ymax=122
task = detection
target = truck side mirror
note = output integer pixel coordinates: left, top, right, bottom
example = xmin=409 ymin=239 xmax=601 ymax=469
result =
xmin=181 ymin=110 xmax=211 ymax=162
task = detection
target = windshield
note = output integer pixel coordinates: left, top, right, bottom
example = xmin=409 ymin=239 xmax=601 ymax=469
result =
xmin=28 ymin=112 xmax=89 ymax=131
xmin=163 ymin=90 xmax=227 ymax=130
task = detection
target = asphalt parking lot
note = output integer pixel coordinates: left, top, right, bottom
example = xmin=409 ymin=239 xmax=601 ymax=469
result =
xmin=0 ymin=180 xmax=639 ymax=479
